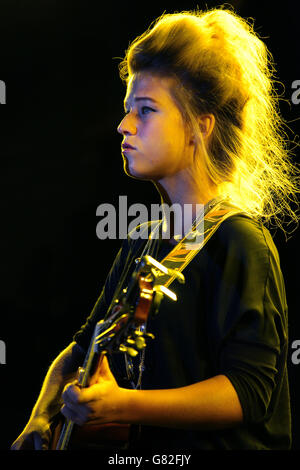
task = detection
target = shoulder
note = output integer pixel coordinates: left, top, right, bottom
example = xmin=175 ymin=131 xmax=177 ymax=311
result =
xmin=216 ymin=213 xmax=276 ymax=257
xmin=203 ymin=214 xmax=286 ymax=319
xmin=208 ymin=213 xmax=281 ymax=275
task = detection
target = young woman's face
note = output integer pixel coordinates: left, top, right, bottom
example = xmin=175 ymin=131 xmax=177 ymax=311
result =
xmin=117 ymin=72 xmax=194 ymax=181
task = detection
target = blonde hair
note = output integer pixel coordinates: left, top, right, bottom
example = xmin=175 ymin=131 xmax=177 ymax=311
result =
xmin=119 ymin=7 xmax=300 ymax=237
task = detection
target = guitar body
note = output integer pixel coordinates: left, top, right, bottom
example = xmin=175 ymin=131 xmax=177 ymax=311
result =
xmin=50 ymin=415 xmax=130 ymax=450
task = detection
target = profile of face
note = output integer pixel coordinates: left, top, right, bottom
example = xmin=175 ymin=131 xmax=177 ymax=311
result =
xmin=117 ymin=72 xmax=195 ymax=182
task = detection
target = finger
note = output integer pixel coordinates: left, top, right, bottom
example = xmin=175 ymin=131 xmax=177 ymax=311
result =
xmin=62 ymin=398 xmax=91 ymax=419
xmin=76 ymin=383 xmax=102 ymax=404
xmin=61 ymin=404 xmax=81 ymax=425
xmin=62 ymin=383 xmax=81 ymax=405
xmin=62 ymin=388 xmax=93 ymax=422
xmin=60 ymin=403 xmax=90 ymax=426
xmin=63 ymin=379 xmax=105 ymax=408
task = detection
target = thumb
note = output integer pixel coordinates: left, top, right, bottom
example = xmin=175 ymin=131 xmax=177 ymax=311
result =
xmin=98 ymin=354 xmax=114 ymax=379
xmin=90 ymin=354 xmax=114 ymax=385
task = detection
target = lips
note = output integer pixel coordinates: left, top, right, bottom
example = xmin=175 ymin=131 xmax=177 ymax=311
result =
xmin=121 ymin=142 xmax=136 ymax=151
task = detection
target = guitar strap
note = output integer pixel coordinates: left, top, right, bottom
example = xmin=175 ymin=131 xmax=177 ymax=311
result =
xmin=150 ymin=199 xmax=243 ymax=290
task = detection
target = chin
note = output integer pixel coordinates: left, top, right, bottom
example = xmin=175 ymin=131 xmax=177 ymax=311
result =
xmin=123 ymin=161 xmax=151 ymax=181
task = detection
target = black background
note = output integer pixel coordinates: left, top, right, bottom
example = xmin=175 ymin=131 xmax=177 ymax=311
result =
xmin=0 ymin=0 xmax=299 ymax=453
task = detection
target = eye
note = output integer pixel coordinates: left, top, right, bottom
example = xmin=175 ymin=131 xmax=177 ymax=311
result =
xmin=140 ymin=106 xmax=155 ymax=116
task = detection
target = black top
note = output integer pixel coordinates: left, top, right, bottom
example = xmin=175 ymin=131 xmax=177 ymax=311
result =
xmin=73 ymin=212 xmax=291 ymax=450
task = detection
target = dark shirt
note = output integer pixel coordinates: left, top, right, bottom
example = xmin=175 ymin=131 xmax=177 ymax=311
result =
xmin=73 ymin=212 xmax=291 ymax=450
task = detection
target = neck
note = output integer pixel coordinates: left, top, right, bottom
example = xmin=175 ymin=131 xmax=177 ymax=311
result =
xmin=153 ymin=171 xmax=220 ymax=242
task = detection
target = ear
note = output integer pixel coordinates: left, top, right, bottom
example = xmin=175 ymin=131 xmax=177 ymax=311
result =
xmin=188 ymin=114 xmax=215 ymax=146
xmin=198 ymin=114 xmax=215 ymax=140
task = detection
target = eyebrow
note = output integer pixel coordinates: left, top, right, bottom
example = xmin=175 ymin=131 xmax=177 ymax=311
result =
xmin=124 ymin=96 xmax=159 ymax=110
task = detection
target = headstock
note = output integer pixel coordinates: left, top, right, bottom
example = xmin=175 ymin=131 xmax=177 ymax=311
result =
xmin=93 ymin=255 xmax=184 ymax=358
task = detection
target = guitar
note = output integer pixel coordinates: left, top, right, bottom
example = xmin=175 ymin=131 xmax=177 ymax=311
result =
xmin=50 ymin=255 xmax=182 ymax=450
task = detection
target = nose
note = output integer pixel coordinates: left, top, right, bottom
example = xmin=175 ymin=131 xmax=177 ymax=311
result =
xmin=117 ymin=113 xmax=137 ymax=136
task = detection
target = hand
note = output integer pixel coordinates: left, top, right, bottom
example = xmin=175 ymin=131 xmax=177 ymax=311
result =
xmin=61 ymin=354 xmax=128 ymax=426
xmin=10 ymin=414 xmax=52 ymax=450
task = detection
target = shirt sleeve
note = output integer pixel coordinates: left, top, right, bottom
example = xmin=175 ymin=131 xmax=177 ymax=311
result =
xmin=205 ymin=215 xmax=288 ymax=424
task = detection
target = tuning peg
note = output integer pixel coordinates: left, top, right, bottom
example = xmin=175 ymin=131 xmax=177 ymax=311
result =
xmin=135 ymin=336 xmax=146 ymax=350
xmin=119 ymin=344 xmax=139 ymax=357
xmin=145 ymin=332 xmax=155 ymax=340
xmin=119 ymin=344 xmax=127 ymax=353
xmin=133 ymin=329 xmax=154 ymax=339
xmin=126 ymin=338 xmax=135 ymax=345
xmin=125 ymin=337 xmax=142 ymax=355
xmin=127 ymin=347 xmax=139 ymax=357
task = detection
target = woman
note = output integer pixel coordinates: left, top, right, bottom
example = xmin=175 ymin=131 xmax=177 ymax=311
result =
xmin=11 ymin=8 xmax=299 ymax=450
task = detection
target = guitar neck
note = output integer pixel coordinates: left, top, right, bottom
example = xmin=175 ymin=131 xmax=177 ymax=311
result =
xmin=55 ymin=419 xmax=75 ymax=450
xmin=55 ymin=329 xmax=102 ymax=450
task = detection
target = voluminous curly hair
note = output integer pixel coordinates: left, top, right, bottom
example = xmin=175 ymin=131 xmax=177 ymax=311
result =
xmin=119 ymin=7 xmax=300 ymax=237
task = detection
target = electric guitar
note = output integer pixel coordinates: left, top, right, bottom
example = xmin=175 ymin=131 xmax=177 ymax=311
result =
xmin=50 ymin=255 xmax=182 ymax=450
